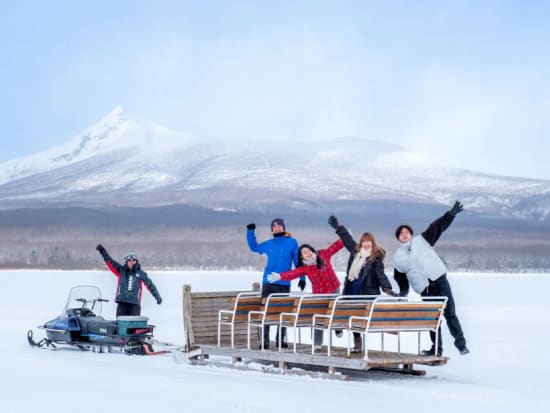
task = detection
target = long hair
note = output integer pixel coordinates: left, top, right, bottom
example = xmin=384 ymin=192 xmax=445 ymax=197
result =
xmin=354 ymin=232 xmax=385 ymax=261
xmin=297 ymin=244 xmax=323 ymax=269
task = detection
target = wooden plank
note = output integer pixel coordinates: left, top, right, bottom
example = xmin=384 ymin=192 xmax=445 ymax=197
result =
xmin=182 ymin=285 xmax=194 ymax=348
xmin=369 ymin=320 xmax=439 ymax=329
xmin=371 ymin=310 xmax=442 ymax=318
xmin=374 ymin=303 xmax=443 ymax=311
xmin=198 ymin=344 xmax=447 ymax=371
xmin=190 ymin=359 xmax=351 ymax=381
xmin=190 ymin=291 xmax=250 ymax=299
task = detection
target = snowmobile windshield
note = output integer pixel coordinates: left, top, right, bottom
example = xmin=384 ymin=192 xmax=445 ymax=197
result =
xmin=63 ymin=285 xmax=105 ymax=317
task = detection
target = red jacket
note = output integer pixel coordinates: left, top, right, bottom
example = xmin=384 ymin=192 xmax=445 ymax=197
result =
xmin=280 ymin=239 xmax=343 ymax=294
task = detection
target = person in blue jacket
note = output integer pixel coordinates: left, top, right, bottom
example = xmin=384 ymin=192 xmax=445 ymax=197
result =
xmin=246 ymin=218 xmax=302 ymax=349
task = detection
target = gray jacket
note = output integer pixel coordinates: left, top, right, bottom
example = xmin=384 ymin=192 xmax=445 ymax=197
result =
xmin=393 ymin=210 xmax=456 ymax=296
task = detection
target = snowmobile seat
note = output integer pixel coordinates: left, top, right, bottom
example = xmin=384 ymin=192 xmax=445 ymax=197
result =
xmin=117 ymin=316 xmax=149 ymax=336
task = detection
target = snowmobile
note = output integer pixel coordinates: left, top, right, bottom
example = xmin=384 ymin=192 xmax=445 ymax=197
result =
xmin=27 ymin=285 xmax=159 ymax=355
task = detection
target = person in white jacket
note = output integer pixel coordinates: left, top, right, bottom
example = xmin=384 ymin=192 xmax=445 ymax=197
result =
xmin=392 ymin=201 xmax=469 ymax=356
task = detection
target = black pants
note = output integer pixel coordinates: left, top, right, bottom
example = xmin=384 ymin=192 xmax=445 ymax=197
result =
xmin=421 ymin=275 xmax=467 ymax=351
xmin=261 ymin=283 xmax=290 ymax=345
xmin=116 ymin=302 xmax=141 ymax=317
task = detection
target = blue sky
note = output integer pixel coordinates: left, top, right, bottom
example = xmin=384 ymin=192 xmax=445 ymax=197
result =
xmin=1 ymin=0 xmax=549 ymax=179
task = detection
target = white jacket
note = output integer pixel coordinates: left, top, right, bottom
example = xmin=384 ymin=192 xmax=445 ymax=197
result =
xmin=392 ymin=235 xmax=447 ymax=294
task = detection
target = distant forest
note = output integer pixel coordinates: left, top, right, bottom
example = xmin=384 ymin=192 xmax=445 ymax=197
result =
xmin=1 ymin=223 xmax=549 ymax=272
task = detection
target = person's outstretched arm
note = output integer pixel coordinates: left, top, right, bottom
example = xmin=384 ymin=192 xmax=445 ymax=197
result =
xmin=328 ymin=215 xmax=356 ymax=252
xmin=246 ymin=223 xmax=267 ymax=254
xmin=373 ymin=259 xmax=395 ymax=294
xmin=278 ymin=267 xmax=310 ymax=282
xmin=142 ymin=272 xmax=162 ymax=305
xmin=324 ymin=239 xmax=344 ymax=259
xmin=421 ymin=201 xmax=463 ymax=246
xmin=96 ymin=244 xmax=123 ymax=275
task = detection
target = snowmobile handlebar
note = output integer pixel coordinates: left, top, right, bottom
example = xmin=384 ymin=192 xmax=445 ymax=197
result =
xmin=75 ymin=297 xmax=109 ymax=311
xmin=75 ymin=298 xmax=109 ymax=303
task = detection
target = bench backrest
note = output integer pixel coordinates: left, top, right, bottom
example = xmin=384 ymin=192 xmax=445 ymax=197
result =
xmin=257 ymin=294 xmax=301 ymax=323
xmin=226 ymin=293 xmax=263 ymax=322
xmin=364 ymin=297 xmax=447 ymax=332
xmin=316 ymin=295 xmax=377 ymax=329
xmin=294 ymin=295 xmax=337 ymax=324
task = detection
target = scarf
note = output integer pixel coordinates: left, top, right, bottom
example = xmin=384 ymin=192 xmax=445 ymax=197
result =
xmin=302 ymin=253 xmax=317 ymax=266
xmin=348 ymin=248 xmax=371 ymax=282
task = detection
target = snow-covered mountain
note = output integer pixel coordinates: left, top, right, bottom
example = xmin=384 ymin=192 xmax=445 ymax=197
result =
xmin=1 ymin=107 xmax=549 ymax=222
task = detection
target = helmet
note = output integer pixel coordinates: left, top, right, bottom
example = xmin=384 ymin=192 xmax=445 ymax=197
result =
xmin=124 ymin=252 xmax=138 ymax=262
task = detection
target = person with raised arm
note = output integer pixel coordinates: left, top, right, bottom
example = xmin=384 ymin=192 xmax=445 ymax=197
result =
xmin=328 ymin=215 xmax=397 ymax=353
xmin=96 ymin=244 xmax=162 ymax=317
xmin=246 ymin=218 xmax=301 ymax=349
xmin=391 ymin=201 xmax=469 ymax=356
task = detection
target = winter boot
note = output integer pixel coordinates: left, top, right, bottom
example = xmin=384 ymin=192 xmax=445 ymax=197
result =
xmin=459 ymin=346 xmax=470 ymax=355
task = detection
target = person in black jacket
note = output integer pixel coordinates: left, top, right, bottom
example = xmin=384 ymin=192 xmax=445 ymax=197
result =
xmin=96 ymin=244 xmax=162 ymax=317
xmin=328 ymin=215 xmax=397 ymax=353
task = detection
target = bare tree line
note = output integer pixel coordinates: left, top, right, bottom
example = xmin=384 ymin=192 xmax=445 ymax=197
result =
xmin=1 ymin=225 xmax=549 ymax=271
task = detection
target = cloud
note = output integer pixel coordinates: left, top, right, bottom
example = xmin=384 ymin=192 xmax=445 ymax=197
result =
xmin=400 ymin=70 xmax=550 ymax=179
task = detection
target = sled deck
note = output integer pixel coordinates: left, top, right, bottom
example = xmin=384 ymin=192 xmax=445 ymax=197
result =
xmin=181 ymin=284 xmax=448 ymax=379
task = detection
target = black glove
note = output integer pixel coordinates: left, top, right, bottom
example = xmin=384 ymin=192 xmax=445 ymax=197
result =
xmin=383 ymin=288 xmax=399 ymax=297
xmin=246 ymin=223 xmax=256 ymax=230
xmin=298 ymin=279 xmax=306 ymax=291
xmin=96 ymin=244 xmax=105 ymax=252
xmin=449 ymin=201 xmax=464 ymax=216
xmin=328 ymin=215 xmax=340 ymax=230
xmin=156 ymin=297 xmax=162 ymax=305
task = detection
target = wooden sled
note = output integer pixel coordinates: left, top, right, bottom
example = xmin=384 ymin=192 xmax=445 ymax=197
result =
xmin=180 ymin=283 xmax=448 ymax=379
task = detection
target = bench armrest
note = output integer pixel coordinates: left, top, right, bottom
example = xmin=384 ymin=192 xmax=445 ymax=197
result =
xmin=348 ymin=315 xmax=370 ymax=331
xmin=248 ymin=310 xmax=265 ymax=323
xmin=279 ymin=312 xmax=298 ymax=326
xmin=218 ymin=309 xmax=234 ymax=321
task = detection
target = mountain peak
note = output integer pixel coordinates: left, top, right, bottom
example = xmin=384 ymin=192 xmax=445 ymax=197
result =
xmin=107 ymin=105 xmax=124 ymax=117
xmin=0 ymin=107 xmax=135 ymax=185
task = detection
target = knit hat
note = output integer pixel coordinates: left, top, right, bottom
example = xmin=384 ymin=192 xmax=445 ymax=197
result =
xmin=124 ymin=252 xmax=139 ymax=262
xmin=271 ymin=218 xmax=286 ymax=231
xmin=395 ymin=224 xmax=414 ymax=239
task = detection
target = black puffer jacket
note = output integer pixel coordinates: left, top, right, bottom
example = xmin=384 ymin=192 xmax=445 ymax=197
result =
xmin=336 ymin=225 xmax=393 ymax=295
xmin=98 ymin=247 xmax=162 ymax=305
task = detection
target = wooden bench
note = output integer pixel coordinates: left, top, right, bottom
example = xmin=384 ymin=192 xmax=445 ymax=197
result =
xmin=278 ymin=294 xmax=338 ymax=353
xmin=349 ymin=296 xmax=447 ymax=359
xmin=247 ymin=294 xmax=301 ymax=350
xmin=312 ymin=295 xmax=377 ymax=356
xmin=218 ymin=292 xmax=263 ymax=348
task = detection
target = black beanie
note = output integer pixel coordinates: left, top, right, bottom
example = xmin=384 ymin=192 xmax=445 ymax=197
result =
xmin=395 ymin=224 xmax=414 ymax=239
xmin=271 ymin=218 xmax=286 ymax=231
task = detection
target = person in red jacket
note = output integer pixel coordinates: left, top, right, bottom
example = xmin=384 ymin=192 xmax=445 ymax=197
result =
xmin=267 ymin=240 xmax=343 ymax=349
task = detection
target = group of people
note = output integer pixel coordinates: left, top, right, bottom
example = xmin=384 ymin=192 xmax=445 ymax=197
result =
xmin=246 ymin=201 xmax=469 ymax=356
xmin=93 ymin=200 xmax=469 ymax=357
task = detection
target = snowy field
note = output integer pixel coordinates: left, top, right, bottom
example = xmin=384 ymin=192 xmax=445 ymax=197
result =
xmin=1 ymin=270 xmax=549 ymax=412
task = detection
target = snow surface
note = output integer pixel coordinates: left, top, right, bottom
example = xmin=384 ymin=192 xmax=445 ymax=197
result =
xmin=2 ymin=270 xmax=549 ymax=412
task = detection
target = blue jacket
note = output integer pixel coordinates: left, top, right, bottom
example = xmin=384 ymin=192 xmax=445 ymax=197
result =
xmin=247 ymin=229 xmax=299 ymax=285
